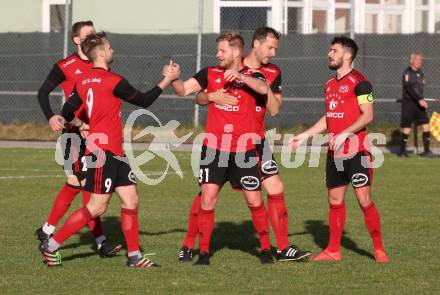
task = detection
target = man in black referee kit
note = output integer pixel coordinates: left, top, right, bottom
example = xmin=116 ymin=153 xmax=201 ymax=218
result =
xmin=399 ymin=51 xmax=435 ymax=157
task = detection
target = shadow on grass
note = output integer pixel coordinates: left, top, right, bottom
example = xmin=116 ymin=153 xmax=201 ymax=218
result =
xmin=211 ymin=220 xmax=260 ymax=258
xmin=59 ymin=216 xmax=186 ymax=261
xmin=289 ymin=220 xmax=374 ymax=260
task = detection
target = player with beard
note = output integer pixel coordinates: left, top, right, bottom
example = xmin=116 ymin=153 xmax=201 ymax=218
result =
xmin=168 ymin=32 xmax=274 ymax=265
xmin=290 ymin=36 xmax=388 ymax=263
xmin=40 ymin=32 xmax=178 ymax=267
xmin=178 ymin=27 xmax=311 ymax=263
xmin=35 ymin=21 xmax=121 ymax=257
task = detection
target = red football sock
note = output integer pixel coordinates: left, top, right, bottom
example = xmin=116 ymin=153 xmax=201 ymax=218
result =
xmin=267 ymin=193 xmax=289 ymax=250
xmin=182 ymin=193 xmax=201 ymax=249
xmin=198 ymin=208 xmax=214 ymax=254
xmin=249 ymin=203 xmax=271 ymax=251
xmin=361 ymin=202 xmax=384 ymax=251
xmin=326 ymin=202 xmax=346 ymax=253
xmin=82 ymin=191 xmax=104 ymax=239
xmin=46 ymin=184 xmax=80 ymax=226
xmin=52 ymin=206 xmax=92 ymax=245
xmin=121 ymin=208 xmax=140 ymax=253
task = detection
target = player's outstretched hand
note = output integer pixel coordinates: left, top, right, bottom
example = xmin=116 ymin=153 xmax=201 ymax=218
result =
xmin=419 ymin=99 xmax=428 ymax=109
xmin=224 ymin=69 xmax=242 ymax=82
xmin=163 ymin=60 xmax=180 ymax=81
xmin=208 ymin=89 xmax=238 ymax=106
xmin=49 ymin=115 xmax=65 ymax=131
xmin=290 ymin=133 xmax=307 ymax=151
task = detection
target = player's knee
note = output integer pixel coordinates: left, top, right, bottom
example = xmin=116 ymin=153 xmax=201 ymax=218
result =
xmin=122 ymin=197 xmax=139 ymax=210
xmin=328 ymin=194 xmax=344 ymax=205
xmin=357 ymin=196 xmax=372 ymax=208
xmin=201 ymin=194 xmax=217 ymax=206
xmin=244 ymin=191 xmax=264 ymax=207
xmin=264 ymin=177 xmax=284 ymax=195
xmin=87 ymin=203 xmax=107 ymax=217
xmin=246 ymin=198 xmax=263 ymax=207
xmin=354 ymin=188 xmax=372 ymax=207
xmin=66 ymin=176 xmax=81 ymax=187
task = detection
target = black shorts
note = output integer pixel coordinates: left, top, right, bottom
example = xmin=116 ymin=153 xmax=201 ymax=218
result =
xmin=198 ymin=145 xmax=261 ymax=191
xmin=61 ymin=128 xmax=87 ymax=182
xmin=84 ymin=150 xmax=136 ymax=194
xmin=400 ymin=100 xmax=429 ymax=128
xmin=256 ymin=137 xmax=279 ymax=181
xmin=326 ymin=151 xmax=373 ymax=189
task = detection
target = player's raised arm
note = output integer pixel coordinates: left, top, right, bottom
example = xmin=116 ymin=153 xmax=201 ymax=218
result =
xmin=113 ymin=76 xmax=174 ymax=108
xmin=170 ymin=66 xmax=208 ymax=97
xmin=170 ymin=78 xmax=202 ymax=97
xmin=37 ymin=64 xmax=67 ymax=131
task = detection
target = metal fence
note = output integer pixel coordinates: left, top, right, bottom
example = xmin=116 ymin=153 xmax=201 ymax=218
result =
xmin=1 ymin=11 xmax=440 ymax=129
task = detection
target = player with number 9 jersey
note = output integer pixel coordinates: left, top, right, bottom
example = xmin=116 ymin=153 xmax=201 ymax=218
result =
xmin=41 ymin=32 xmax=178 ymax=268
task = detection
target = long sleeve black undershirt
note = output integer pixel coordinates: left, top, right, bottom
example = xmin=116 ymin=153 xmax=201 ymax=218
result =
xmin=113 ymin=78 xmax=163 ymax=107
xmin=61 ymin=78 xmax=163 ymax=122
xmin=61 ymin=87 xmax=82 ymax=122
xmin=37 ymin=64 xmax=66 ymax=120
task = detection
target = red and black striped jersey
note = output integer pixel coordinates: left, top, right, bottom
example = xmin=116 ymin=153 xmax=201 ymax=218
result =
xmin=63 ymin=67 xmax=163 ymax=156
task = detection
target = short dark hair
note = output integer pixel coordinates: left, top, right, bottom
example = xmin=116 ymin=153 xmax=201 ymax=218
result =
xmin=216 ymin=32 xmax=245 ymax=51
xmin=331 ymin=36 xmax=358 ymax=61
xmin=81 ymin=32 xmax=107 ymax=61
xmin=252 ymin=27 xmax=281 ymax=46
xmin=71 ymin=20 xmax=94 ymax=40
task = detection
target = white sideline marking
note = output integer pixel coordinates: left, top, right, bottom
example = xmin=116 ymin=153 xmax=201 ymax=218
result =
xmin=0 ymin=175 xmax=64 ymax=179
xmin=0 ymin=171 xmax=179 ymax=180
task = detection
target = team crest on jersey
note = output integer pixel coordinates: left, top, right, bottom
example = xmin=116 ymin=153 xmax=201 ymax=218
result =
xmin=339 ymin=85 xmax=350 ymax=93
xmin=215 ymin=78 xmax=221 ymax=84
xmin=240 ymin=176 xmax=260 ymax=190
xmin=75 ymin=69 xmax=82 ymax=75
xmin=329 ymin=99 xmax=338 ymax=110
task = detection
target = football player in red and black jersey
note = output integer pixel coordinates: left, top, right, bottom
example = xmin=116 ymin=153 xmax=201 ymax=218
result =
xmin=40 ymin=32 xmax=179 ymax=267
xmin=179 ymin=27 xmax=311 ymax=263
xmin=169 ymin=32 xmax=274 ymax=265
xmin=290 ymin=36 xmax=388 ymax=263
xmin=35 ymin=21 xmax=121 ymax=257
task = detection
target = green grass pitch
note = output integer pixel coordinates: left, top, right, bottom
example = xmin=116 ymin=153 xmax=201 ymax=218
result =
xmin=0 ymin=148 xmax=439 ymax=294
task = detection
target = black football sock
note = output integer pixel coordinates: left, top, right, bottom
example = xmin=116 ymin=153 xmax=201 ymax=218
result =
xmin=400 ymin=133 xmax=409 ymax=154
xmin=423 ymin=131 xmax=431 ymax=153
